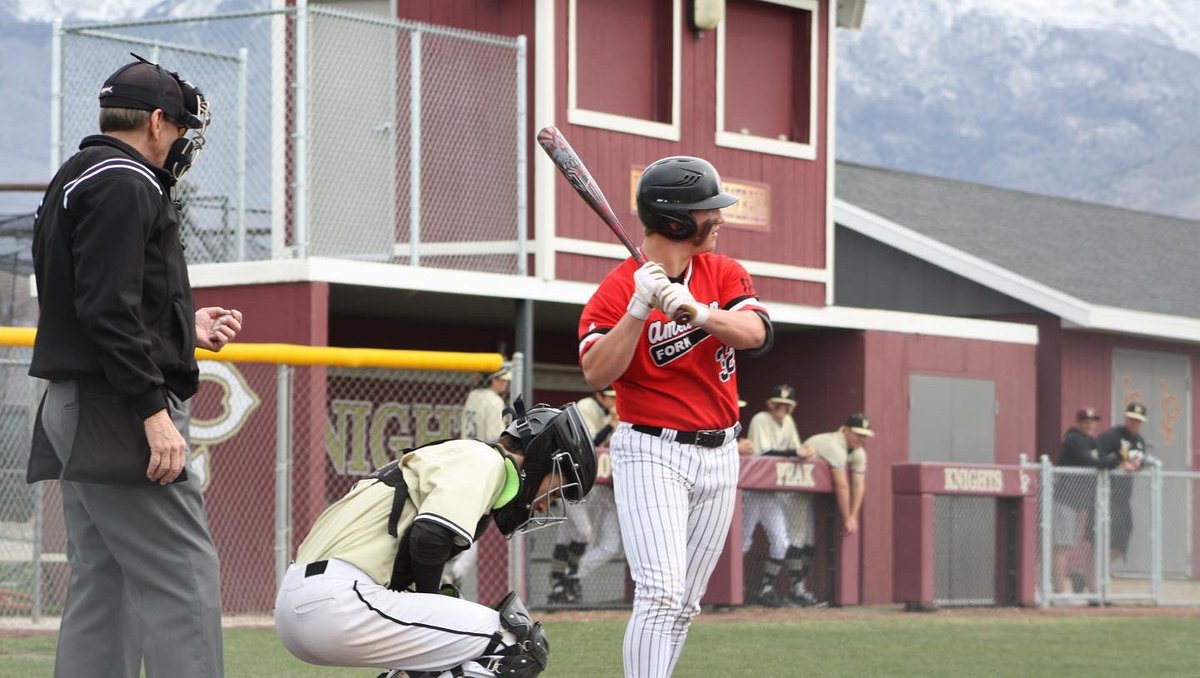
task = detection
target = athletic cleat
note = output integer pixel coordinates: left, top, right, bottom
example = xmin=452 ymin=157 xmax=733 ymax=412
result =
xmin=564 ymin=575 xmax=582 ymax=604
xmin=755 ymin=586 xmax=783 ymax=608
xmin=789 ymin=590 xmax=827 ymax=608
xmin=547 ymin=585 xmax=569 ymax=605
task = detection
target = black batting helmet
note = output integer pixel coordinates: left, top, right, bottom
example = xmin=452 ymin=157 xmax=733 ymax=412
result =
xmin=492 ymin=398 xmax=597 ymax=536
xmin=636 ymin=156 xmax=738 ymax=241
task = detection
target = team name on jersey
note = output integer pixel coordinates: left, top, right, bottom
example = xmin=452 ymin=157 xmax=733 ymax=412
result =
xmin=647 ymin=303 xmax=718 ymax=366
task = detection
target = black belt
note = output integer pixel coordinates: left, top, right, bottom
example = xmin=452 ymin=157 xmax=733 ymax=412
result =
xmin=631 ymin=424 xmax=740 ymax=448
xmin=304 ymin=560 xmax=328 ymax=577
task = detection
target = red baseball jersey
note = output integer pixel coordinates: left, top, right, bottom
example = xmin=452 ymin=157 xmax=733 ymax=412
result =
xmin=578 ymin=254 xmax=768 ymax=431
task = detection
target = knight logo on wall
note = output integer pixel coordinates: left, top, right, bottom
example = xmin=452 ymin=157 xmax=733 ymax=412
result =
xmin=190 ymin=361 xmax=262 ymax=491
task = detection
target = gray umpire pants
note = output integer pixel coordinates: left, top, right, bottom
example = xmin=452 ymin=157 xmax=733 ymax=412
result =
xmin=42 ymin=381 xmax=224 ymax=678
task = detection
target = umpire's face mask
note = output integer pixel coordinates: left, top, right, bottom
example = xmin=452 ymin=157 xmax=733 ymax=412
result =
xmin=165 ymin=94 xmax=210 ymax=181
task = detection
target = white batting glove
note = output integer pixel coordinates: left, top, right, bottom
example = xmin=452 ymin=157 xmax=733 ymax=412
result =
xmin=628 ymin=261 xmax=670 ymax=320
xmin=658 ymin=282 xmax=710 ymax=326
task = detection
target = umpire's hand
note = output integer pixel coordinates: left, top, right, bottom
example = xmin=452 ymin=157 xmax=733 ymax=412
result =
xmin=145 ymin=409 xmax=187 ymax=485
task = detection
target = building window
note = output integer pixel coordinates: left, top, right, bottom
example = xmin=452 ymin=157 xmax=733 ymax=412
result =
xmin=716 ymin=0 xmax=819 ymax=159
xmin=568 ymin=0 xmax=681 ymax=141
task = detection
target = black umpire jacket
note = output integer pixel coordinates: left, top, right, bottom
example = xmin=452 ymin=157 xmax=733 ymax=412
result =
xmin=27 ymin=135 xmax=199 ymax=484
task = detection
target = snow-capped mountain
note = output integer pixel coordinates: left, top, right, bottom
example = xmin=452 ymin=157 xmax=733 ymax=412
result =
xmin=0 ymin=0 xmax=256 ymax=213
xmin=2 ymin=1 xmax=1198 ymax=220
xmin=837 ymin=0 xmax=1200 ymax=219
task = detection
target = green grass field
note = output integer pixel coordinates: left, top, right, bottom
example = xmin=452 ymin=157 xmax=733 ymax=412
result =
xmin=1 ymin=608 xmax=1197 ymax=677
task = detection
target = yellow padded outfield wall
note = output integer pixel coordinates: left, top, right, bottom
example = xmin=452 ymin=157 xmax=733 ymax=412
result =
xmin=0 ymin=326 xmax=503 ymax=373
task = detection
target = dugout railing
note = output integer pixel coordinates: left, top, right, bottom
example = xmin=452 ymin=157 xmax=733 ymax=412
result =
xmin=0 ymin=326 xmax=523 ymax=621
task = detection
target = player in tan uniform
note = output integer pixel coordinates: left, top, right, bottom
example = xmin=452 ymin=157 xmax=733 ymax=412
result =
xmin=788 ymin=413 xmax=874 ymax=606
xmin=452 ymin=366 xmax=513 ymax=589
xmin=740 ymin=386 xmax=811 ymax=607
xmin=549 ymin=387 xmax=618 ymax=604
xmin=275 ymin=400 xmax=596 ymax=677
xmin=461 ymin=366 xmax=512 ymax=442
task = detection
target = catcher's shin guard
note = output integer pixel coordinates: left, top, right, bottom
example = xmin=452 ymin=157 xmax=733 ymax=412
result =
xmin=485 ymin=592 xmax=549 ymax=677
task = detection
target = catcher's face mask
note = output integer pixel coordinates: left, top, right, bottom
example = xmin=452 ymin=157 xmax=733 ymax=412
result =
xmin=492 ymin=399 xmax=595 ymax=537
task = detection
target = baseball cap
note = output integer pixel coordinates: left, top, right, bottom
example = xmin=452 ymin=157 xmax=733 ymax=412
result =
xmin=846 ymin=413 xmax=874 ymax=438
xmin=1075 ymin=407 xmax=1102 ymax=422
xmin=486 ymin=366 xmax=513 ymax=382
xmin=99 ymin=55 xmax=203 ymax=129
xmin=767 ymin=385 xmax=797 ymax=406
xmin=1124 ymin=402 xmax=1148 ymax=422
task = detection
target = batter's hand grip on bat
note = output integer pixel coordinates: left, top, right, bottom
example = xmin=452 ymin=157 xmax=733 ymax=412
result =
xmin=537 ymin=126 xmax=692 ymax=324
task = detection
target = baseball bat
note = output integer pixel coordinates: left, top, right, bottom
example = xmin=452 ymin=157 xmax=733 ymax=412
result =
xmin=536 ymin=126 xmax=693 ymax=324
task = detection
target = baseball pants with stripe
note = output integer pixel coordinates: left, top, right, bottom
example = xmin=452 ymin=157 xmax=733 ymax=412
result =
xmin=274 ymin=559 xmax=518 ymax=676
xmin=610 ymin=423 xmax=740 ymax=678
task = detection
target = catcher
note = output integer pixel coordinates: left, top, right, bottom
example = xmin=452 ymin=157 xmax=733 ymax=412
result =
xmin=274 ymin=398 xmax=596 ymax=678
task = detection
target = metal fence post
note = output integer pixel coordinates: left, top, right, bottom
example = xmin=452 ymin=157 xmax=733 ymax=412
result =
xmin=236 ymin=47 xmax=249 ymax=261
xmin=294 ymin=0 xmax=309 ymax=258
xmin=1038 ymin=454 xmax=1053 ymax=607
xmin=408 ymin=28 xmax=423 ymax=266
xmin=1097 ymin=469 xmax=1110 ymax=604
xmin=27 ymin=381 xmax=43 ymax=622
xmin=507 ymin=352 xmax=528 ymax=599
xmin=1150 ymin=459 xmax=1163 ymax=604
xmin=50 ymin=19 xmax=63 ymax=173
xmin=514 ymin=34 xmax=528 ymax=276
xmin=275 ymin=364 xmax=293 ymax=588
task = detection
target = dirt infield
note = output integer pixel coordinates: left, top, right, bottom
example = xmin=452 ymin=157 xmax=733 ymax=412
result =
xmin=538 ymin=603 xmax=1200 ymax=624
xmin=2 ymin=603 xmax=1197 ymax=637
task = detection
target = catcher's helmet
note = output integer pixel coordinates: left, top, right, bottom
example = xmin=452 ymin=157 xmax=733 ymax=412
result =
xmin=492 ymin=398 xmax=597 ymax=536
xmin=636 ymin=156 xmax=738 ymax=242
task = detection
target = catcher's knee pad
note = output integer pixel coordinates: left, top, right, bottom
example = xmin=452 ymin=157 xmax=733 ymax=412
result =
xmin=486 ymin=592 xmax=549 ymax=677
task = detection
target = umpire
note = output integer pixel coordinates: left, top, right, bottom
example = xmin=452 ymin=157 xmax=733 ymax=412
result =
xmin=27 ymin=57 xmax=242 ymax=677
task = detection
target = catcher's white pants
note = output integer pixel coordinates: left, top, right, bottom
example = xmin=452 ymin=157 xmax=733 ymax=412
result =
xmin=611 ymin=423 xmax=740 ymax=678
xmin=741 ymin=490 xmax=789 ymax=559
xmin=576 ymin=484 xmax=623 ymax=579
xmin=274 ymin=559 xmax=513 ymax=676
xmin=450 ymin=541 xmax=479 ymax=582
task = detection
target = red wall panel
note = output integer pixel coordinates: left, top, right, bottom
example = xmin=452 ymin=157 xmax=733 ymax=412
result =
xmin=861 ymin=332 xmax=1037 ymax=604
xmin=555 ymin=0 xmax=831 ymax=300
xmin=1057 ymin=329 xmax=1200 ymax=470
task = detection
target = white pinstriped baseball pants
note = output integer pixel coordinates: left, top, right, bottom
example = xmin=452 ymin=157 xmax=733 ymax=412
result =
xmin=610 ymin=423 xmax=740 ymax=678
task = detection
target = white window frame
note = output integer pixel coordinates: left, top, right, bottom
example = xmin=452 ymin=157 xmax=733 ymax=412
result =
xmin=567 ymin=0 xmax=682 ymax=141
xmin=715 ymin=0 xmax=819 ymax=160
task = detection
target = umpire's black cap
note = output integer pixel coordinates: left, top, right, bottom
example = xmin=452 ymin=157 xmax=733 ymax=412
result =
xmin=99 ymin=55 xmax=203 ymax=129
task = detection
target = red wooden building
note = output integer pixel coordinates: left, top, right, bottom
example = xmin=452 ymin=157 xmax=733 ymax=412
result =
xmin=188 ymin=0 xmax=1038 ymax=607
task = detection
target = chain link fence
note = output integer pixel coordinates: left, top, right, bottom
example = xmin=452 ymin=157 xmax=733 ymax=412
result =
xmin=1033 ymin=456 xmax=1200 ymax=607
xmin=0 ymin=344 xmax=517 ymax=621
xmin=55 ymin=6 xmax=526 ymax=272
xmin=932 ymin=495 xmax=1005 ymax=606
xmin=740 ymin=491 xmax=837 ymax=608
xmin=57 ymin=12 xmax=277 ymax=263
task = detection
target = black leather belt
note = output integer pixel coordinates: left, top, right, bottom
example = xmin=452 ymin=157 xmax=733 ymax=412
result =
xmin=631 ymin=424 xmax=740 ymax=448
xmin=304 ymin=560 xmax=328 ymax=577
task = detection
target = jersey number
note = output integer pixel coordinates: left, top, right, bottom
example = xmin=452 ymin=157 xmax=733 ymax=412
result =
xmin=716 ymin=346 xmax=736 ymax=382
